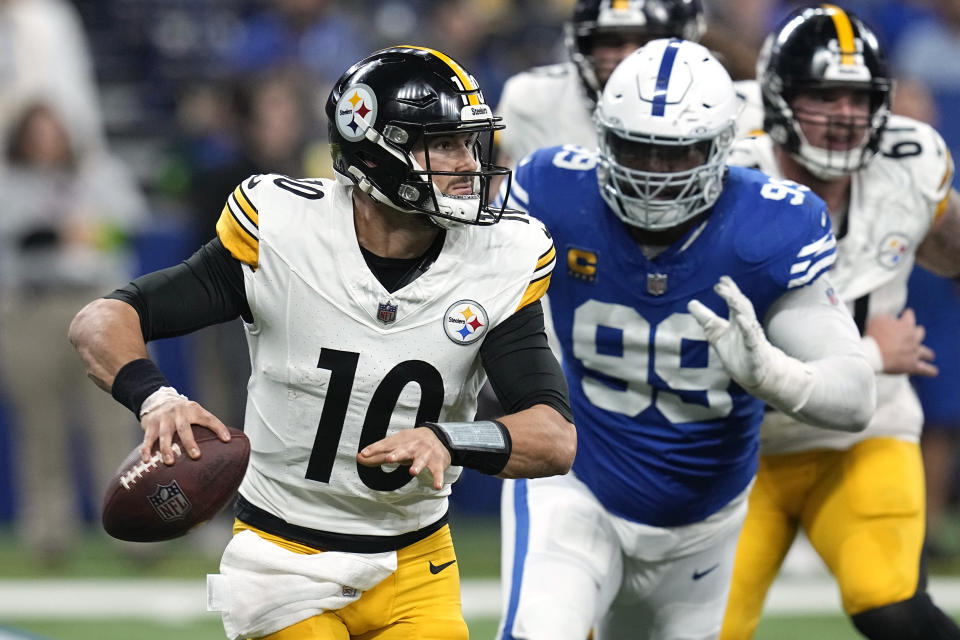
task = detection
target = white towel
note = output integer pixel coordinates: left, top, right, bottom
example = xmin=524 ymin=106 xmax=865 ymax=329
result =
xmin=207 ymin=529 xmax=398 ymax=639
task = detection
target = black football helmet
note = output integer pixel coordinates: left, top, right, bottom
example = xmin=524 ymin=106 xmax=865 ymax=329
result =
xmin=566 ymin=0 xmax=706 ymax=101
xmin=759 ymin=4 xmax=892 ymax=179
xmin=326 ymin=46 xmax=512 ymax=227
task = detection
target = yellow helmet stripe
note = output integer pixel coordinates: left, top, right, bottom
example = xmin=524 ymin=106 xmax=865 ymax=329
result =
xmin=822 ymin=4 xmax=856 ymax=65
xmin=400 ymin=45 xmax=480 ymax=105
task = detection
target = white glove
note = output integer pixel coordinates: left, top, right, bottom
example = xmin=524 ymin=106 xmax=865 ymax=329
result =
xmin=687 ymin=276 xmax=815 ymax=413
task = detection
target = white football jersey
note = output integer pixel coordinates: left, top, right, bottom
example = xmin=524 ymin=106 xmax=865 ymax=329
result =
xmin=729 ymin=115 xmax=953 ymax=453
xmin=215 ymin=175 xmax=556 ymax=537
xmin=496 ymin=62 xmax=598 ymax=166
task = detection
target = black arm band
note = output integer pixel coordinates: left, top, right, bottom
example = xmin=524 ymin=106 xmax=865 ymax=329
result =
xmin=110 ymin=358 xmax=170 ymax=417
xmin=422 ymin=420 xmax=512 ymax=476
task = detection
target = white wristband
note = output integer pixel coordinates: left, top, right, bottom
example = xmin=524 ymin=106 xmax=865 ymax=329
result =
xmin=138 ymin=386 xmax=188 ymax=418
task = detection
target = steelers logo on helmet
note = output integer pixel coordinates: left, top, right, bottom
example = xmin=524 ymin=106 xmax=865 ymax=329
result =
xmin=335 ymin=83 xmax=378 ymax=143
xmin=443 ymin=300 xmax=488 ymax=345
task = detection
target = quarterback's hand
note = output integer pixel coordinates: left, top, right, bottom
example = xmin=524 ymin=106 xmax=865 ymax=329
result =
xmin=358 ymin=427 xmax=452 ymax=490
xmin=687 ymin=275 xmax=774 ymax=390
xmin=139 ymin=392 xmax=230 ymax=465
xmin=865 ymin=309 xmax=938 ymax=377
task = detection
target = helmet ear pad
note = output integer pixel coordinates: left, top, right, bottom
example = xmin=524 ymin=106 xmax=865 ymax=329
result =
xmin=325 ymin=47 xmax=513 ymax=227
xmin=759 ymin=5 xmax=892 ymax=178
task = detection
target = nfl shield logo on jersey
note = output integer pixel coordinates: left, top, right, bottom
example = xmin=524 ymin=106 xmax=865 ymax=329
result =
xmin=148 ymin=480 xmax=192 ymax=522
xmin=647 ymin=273 xmax=668 ymax=296
xmin=377 ymin=301 xmax=398 ymax=324
xmin=443 ymin=300 xmax=488 ymax=345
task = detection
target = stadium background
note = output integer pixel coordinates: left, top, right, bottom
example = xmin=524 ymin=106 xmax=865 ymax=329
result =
xmin=0 ymin=0 xmax=959 ymax=638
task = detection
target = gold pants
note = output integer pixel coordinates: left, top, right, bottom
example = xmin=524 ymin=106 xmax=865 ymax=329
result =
xmin=239 ymin=522 xmax=469 ymax=640
xmin=721 ymin=438 xmax=925 ymax=639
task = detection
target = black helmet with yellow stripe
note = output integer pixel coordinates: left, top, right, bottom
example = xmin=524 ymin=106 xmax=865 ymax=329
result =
xmin=759 ymin=4 xmax=892 ymax=179
xmin=566 ymin=0 xmax=706 ymax=102
xmin=326 ymin=46 xmax=512 ymax=228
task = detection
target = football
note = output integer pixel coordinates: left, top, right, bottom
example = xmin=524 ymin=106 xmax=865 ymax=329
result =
xmin=101 ymin=425 xmax=250 ymax=542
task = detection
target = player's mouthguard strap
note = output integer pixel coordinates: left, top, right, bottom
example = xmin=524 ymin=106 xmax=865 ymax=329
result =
xmin=422 ymin=420 xmax=512 ymax=475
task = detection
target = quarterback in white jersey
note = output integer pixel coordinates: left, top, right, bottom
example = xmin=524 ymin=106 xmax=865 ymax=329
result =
xmin=721 ymin=7 xmax=960 ymax=640
xmin=495 ymin=0 xmax=706 ymax=168
xmin=69 ymin=47 xmax=575 ymax=640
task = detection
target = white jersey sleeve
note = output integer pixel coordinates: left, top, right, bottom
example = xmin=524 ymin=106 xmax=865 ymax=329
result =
xmin=496 ymin=62 xmax=598 ymax=166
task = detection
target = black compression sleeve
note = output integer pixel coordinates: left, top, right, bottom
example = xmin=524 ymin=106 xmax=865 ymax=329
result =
xmin=479 ymin=300 xmax=573 ymax=423
xmin=105 ymin=238 xmax=251 ymax=341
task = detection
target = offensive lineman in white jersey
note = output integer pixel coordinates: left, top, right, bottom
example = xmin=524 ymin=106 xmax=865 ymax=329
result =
xmin=720 ymin=6 xmax=960 ymax=640
xmin=68 ymin=47 xmax=576 ymax=640
xmin=495 ymin=0 xmax=707 ymax=170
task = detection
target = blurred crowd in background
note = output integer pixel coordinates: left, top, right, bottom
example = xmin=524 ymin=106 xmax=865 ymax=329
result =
xmin=0 ymin=0 xmax=959 ymax=565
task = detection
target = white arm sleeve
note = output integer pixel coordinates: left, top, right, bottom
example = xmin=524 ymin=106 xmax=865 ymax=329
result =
xmin=762 ymin=276 xmax=876 ymax=430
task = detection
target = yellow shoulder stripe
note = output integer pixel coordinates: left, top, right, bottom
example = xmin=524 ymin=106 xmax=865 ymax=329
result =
xmin=935 ymin=150 xmax=954 ymax=222
xmin=216 ymin=204 xmax=259 ymax=268
xmin=233 ymin=185 xmax=259 ymax=226
xmin=938 ymin=149 xmax=954 ymax=191
xmin=934 ymin=194 xmax=950 ymax=222
xmin=516 ymin=273 xmax=551 ymax=312
xmin=536 ymin=244 xmax=556 ymax=270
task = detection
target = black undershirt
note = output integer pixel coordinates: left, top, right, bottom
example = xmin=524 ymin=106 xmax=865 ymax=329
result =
xmin=107 ymin=237 xmax=572 ymax=422
xmin=357 ymin=229 xmax=446 ymax=294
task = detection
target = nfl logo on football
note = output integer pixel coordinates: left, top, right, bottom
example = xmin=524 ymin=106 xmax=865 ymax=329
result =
xmin=148 ymin=480 xmax=192 ymax=522
xmin=377 ymin=301 xmax=398 ymax=324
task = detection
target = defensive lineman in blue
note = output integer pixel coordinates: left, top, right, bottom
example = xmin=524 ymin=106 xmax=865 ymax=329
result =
xmin=497 ymin=39 xmax=876 ymax=640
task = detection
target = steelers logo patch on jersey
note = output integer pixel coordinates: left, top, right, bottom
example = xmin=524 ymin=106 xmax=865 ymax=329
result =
xmin=443 ymin=300 xmax=488 ymax=345
xmin=336 ymin=83 xmax=378 ymax=142
xmin=877 ymin=232 xmax=910 ymax=269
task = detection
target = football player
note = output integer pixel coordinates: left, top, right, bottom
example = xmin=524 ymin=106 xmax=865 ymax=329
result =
xmin=495 ymin=0 xmax=706 ymax=169
xmin=478 ymin=0 xmax=706 ymax=421
xmin=496 ymin=39 xmax=876 ymax=640
xmin=720 ymin=6 xmax=960 ymax=640
xmin=68 ymin=47 xmax=576 ymax=640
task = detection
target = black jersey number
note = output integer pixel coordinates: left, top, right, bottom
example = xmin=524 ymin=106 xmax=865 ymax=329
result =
xmin=273 ymin=176 xmax=326 ymax=199
xmin=305 ymin=348 xmax=444 ymax=491
xmin=882 ymin=140 xmax=923 ymax=159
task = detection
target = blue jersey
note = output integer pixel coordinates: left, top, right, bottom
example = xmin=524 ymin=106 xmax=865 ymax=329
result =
xmin=507 ymin=146 xmax=836 ymax=527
